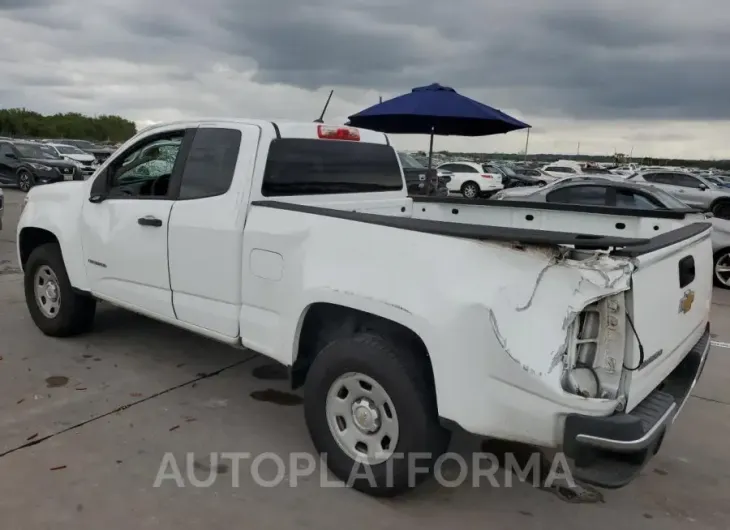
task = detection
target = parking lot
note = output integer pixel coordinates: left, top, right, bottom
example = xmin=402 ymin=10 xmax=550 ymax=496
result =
xmin=1 ymin=187 xmax=730 ymax=530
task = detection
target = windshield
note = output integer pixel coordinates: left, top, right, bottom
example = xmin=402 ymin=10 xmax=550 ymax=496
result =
xmin=56 ymin=145 xmax=87 ymax=155
xmin=490 ymin=164 xmax=517 ymax=177
xmin=397 ymin=152 xmax=425 ymax=169
xmin=15 ymin=143 xmax=54 ymax=159
xmin=39 ymin=145 xmax=61 ymax=159
xmin=705 ymin=176 xmax=729 ymax=187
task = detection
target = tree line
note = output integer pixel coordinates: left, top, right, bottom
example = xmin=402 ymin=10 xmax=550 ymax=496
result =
xmin=0 ymin=108 xmax=137 ymax=143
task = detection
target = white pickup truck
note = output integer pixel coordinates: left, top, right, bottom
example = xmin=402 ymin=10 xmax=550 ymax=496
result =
xmin=17 ymin=119 xmax=712 ymax=496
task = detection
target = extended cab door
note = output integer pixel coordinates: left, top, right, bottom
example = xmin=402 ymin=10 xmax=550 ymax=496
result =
xmin=167 ymin=124 xmax=261 ymax=337
xmin=80 ymin=127 xmax=195 ymax=319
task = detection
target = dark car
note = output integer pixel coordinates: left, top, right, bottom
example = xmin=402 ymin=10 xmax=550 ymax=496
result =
xmin=0 ymin=141 xmax=80 ymax=191
xmin=397 ymin=152 xmax=450 ymax=196
xmin=44 ymin=138 xmax=116 ymax=164
xmin=485 ymin=163 xmax=547 ymax=188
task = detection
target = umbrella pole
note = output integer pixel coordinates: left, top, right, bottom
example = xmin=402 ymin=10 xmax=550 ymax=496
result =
xmin=427 ymin=127 xmax=435 ymax=169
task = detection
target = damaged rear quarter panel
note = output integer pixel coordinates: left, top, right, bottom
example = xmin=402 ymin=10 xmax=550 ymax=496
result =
xmin=483 ymin=246 xmax=633 ymax=378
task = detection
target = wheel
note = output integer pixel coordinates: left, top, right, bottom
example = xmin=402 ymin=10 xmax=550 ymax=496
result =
xmin=24 ymin=243 xmax=96 ymax=336
xmin=17 ymin=169 xmax=34 ymax=192
xmin=714 ymin=249 xmax=730 ymax=289
xmin=304 ymin=333 xmax=450 ymax=497
xmin=711 ymin=200 xmax=730 ymax=220
xmin=538 ymin=180 xmax=547 ymax=187
xmin=461 ymin=181 xmax=479 ymax=199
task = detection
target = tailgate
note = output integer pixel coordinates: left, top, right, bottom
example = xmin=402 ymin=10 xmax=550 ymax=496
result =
xmin=621 ymin=223 xmax=713 ymax=411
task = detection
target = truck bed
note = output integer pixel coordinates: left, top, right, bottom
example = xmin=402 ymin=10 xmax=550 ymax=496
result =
xmin=251 ymin=199 xmax=711 ymax=255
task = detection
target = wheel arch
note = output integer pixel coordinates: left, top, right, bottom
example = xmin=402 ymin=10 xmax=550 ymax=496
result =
xmin=291 ymin=302 xmax=437 ymax=405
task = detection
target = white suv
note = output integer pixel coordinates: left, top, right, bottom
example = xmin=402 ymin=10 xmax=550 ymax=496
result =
xmin=437 ymin=161 xmax=503 ymax=198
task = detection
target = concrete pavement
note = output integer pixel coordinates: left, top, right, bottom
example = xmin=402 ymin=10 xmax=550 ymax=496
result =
xmin=1 ymin=188 xmax=729 ymax=529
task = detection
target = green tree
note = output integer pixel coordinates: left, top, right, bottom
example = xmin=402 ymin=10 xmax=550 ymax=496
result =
xmin=0 ymin=108 xmax=136 ymax=143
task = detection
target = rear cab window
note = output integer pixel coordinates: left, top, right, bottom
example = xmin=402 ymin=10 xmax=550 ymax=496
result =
xmin=261 ymin=139 xmax=403 ymax=196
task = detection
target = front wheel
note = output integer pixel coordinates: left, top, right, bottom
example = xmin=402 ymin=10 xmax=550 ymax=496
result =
xmin=714 ymin=249 xmax=730 ymax=289
xmin=17 ymin=169 xmax=33 ymax=192
xmin=304 ymin=333 xmax=450 ymax=497
xmin=24 ymin=243 xmax=96 ymax=336
xmin=711 ymin=200 xmax=730 ymax=220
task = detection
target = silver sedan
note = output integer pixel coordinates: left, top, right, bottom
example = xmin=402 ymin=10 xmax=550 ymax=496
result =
xmin=494 ymin=177 xmax=730 ymax=289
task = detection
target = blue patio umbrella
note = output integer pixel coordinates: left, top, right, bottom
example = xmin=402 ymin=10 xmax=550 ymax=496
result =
xmin=347 ymin=83 xmax=530 ymax=168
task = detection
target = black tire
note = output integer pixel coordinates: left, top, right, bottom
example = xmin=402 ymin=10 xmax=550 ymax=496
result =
xmin=24 ymin=243 xmax=96 ymax=336
xmin=537 ymin=180 xmax=547 ymax=187
xmin=461 ymin=181 xmax=480 ymax=199
xmin=711 ymin=200 xmax=730 ymax=220
xmin=713 ymin=249 xmax=730 ymax=289
xmin=304 ymin=333 xmax=450 ymax=497
xmin=17 ymin=169 xmax=34 ymax=192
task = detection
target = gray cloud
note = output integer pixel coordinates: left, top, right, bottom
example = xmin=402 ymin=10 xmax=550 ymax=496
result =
xmin=1 ymin=0 xmax=730 ymax=123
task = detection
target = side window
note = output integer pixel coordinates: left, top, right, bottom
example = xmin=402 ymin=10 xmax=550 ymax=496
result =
xmin=178 ymin=128 xmax=241 ymax=200
xmin=108 ymin=132 xmax=185 ymax=198
xmin=0 ymin=143 xmax=13 ymax=157
xmin=642 ymin=173 xmax=665 ymax=184
xmin=673 ymin=173 xmax=703 ymax=189
xmin=546 ymin=186 xmax=608 ymax=206
xmin=453 ymin=164 xmax=479 ymax=173
xmin=439 ymin=164 xmax=457 ymax=172
xmin=615 ymin=189 xmax=661 ymax=209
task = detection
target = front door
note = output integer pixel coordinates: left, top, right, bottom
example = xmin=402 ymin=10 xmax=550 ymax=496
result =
xmin=79 ymin=128 xmax=191 ymax=319
xmin=0 ymin=142 xmax=18 ymax=183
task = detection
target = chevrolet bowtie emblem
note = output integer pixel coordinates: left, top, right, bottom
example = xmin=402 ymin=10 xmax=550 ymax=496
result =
xmin=679 ymin=290 xmax=695 ymax=314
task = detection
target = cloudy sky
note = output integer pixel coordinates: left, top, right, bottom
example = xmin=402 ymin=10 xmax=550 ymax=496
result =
xmin=1 ymin=0 xmax=729 ymax=159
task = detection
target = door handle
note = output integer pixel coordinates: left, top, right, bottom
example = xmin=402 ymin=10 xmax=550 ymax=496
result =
xmin=138 ymin=216 xmax=162 ymax=227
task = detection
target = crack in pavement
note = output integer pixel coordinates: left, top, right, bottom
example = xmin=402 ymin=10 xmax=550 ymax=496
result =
xmin=690 ymin=394 xmax=730 ymax=406
xmin=0 ymin=354 xmax=258 ymax=459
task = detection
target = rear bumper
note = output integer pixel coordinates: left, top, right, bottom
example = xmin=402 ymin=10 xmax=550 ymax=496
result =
xmin=563 ymin=324 xmax=710 ymax=488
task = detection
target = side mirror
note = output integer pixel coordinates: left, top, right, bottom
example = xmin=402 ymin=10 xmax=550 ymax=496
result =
xmin=699 ymin=183 xmax=708 ymax=190
xmin=88 ymin=169 xmax=108 ymax=202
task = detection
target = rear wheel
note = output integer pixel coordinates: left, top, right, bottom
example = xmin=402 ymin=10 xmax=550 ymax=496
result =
xmin=304 ymin=333 xmax=450 ymax=497
xmin=713 ymin=249 xmax=730 ymax=289
xmin=17 ymin=169 xmax=33 ymax=192
xmin=461 ymin=181 xmax=479 ymax=199
xmin=24 ymin=243 xmax=96 ymax=336
xmin=537 ymin=180 xmax=547 ymax=187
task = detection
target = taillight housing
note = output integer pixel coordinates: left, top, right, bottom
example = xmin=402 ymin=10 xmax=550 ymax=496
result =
xmin=317 ymin=125 xmax=360 ymax=141
xmin=480 ymin=174 xmax=493 ymax=179
xmin=561 ymin=293 xmax=627 ymax=401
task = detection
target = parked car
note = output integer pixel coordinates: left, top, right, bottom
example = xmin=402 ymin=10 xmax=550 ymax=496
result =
xmin=437 ymin=161 xmax=503 ymax=198
xmin=18 ymin=119 xmax=711 ymax=497
xmin=0 ymin=140 xmax=80 ymax=191
xmin=495 ymin=176 xmax=730 ymax=288
xmin=486 ymin=163 xmax=547 ymax=188
xmin=43 ymin=138 xmax=116 ymax=164
xmin=43 ymin=143 xmax=99 ymax=178
xmin=626 ymin=169 xmax=730 ymax=218
xmin=396 ymin=152 xmax=450 ymax=196
xmin=514 ymin=167 xmax=558 ymax=182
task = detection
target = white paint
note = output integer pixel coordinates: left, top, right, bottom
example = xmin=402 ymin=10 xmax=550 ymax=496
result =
xmin=17 ymin=117 xmax=713 ymax=454
xmin=712 ymin=340 xmax=730 ymax=348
